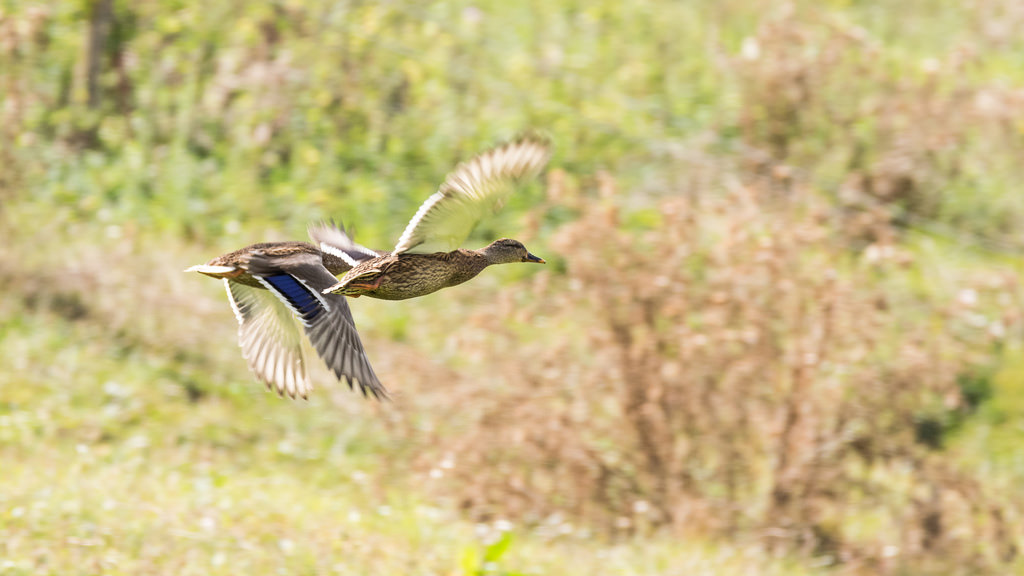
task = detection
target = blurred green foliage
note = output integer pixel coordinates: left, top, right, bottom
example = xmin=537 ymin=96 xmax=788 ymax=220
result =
xmin=6 ymin=0 xmax=1024 ymax=248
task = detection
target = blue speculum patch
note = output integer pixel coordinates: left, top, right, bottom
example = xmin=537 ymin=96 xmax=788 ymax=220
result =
xmin=264 ymin=274 xmax=322 ymax=322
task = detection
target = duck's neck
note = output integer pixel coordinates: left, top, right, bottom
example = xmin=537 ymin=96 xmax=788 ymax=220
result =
xmin=437 ymin=249 xmax=491 ymax=286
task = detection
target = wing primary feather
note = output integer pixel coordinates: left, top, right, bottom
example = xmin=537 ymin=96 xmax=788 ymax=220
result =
xmin=308 ymin=220 xmax=379 ymax=262
xmin=225 ymin=279 xmax=311 ymax=399
xmin=392 ymin=136 xmax=552 ymax=254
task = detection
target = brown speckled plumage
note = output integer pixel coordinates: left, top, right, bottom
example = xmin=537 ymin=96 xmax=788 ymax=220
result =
xmin=339 ymin=252 xmax=486 ymax=301
xmin=326 ymin=239 xmax=543 ymax=300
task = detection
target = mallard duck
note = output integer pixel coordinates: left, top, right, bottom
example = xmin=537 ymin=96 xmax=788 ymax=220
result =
xmin=188 ymin=135 xmax=550 ymax=399
xmin=323 ymin=136 xmax=551 ymax=299
xmin=186 ymin=222 xmax=385 ymax=399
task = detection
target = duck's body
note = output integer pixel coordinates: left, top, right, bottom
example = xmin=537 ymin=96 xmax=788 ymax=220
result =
xmin=334 ymin=251 xmax=486 ymax=300
xmin=329 ymin=239 xmax=545 ymax=300
xmin=188 ymin=136 xmax=551 ymax=400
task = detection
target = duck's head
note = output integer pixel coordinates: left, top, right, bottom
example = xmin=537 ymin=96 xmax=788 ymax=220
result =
xmin=482 ymin=238 xmax=546 ymax=265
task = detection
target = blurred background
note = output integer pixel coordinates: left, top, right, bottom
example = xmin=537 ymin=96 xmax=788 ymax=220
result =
xmin=3 ymin=0 xmax=1024 ymax=574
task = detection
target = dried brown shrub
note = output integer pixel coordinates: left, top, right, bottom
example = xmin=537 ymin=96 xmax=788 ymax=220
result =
xmin=389 ymin=173 xmax=1023 ymax=573
xmin=732 ymin=7 xmax=1024 ymax=244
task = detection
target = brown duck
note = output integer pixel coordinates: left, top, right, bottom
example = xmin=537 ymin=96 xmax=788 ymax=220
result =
xmin=324 ymin=136 xmax=550 ymax=299
xmin=188 ymin=136 xmax=551 ymax=399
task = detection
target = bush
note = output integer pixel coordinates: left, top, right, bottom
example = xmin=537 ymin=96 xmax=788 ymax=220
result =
xmin=392 ymin=171 xmax=1023 ymax=572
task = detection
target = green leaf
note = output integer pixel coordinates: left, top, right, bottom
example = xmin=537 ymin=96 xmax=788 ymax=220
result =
xmin=483 ymin=532 xmax=513 ymax=563
xmin=458 ymin=543 xmax=480 ymax=575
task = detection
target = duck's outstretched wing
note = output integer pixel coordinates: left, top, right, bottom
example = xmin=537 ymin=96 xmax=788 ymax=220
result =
xmin=225 ymin=279 xmax=313 ymax=399
xmin=247 ymin=252 xmax=386 ymax=399
xmin=392 ymin=135 xmax=552 ymax=255
xmin=307 ymin=220 xmax=380 ymax=267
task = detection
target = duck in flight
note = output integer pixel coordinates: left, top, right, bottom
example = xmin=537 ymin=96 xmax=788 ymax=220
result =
xmin=187 ymin=136 xmax=551 ymax=400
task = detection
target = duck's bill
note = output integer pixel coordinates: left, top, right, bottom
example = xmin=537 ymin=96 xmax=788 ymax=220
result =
xmin=525 ymin=253 xmax=546 ymax=264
